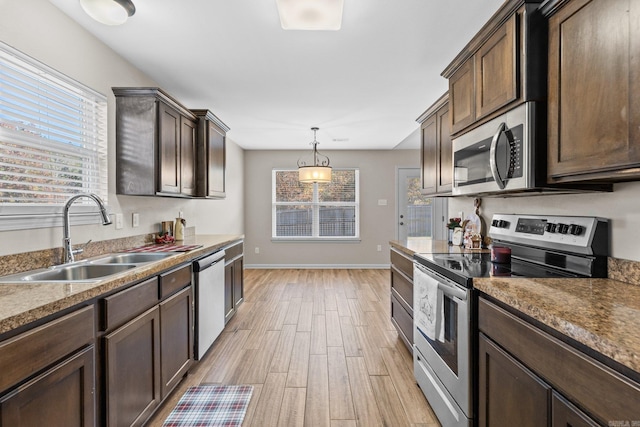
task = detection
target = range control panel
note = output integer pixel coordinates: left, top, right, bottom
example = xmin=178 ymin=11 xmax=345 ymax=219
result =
xmin=489 ymin=214 xmax=609 ymax=256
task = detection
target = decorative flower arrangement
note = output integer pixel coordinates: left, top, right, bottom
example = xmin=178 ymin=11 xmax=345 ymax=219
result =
xmin=447 ymin=217 xmax=462 ymax=230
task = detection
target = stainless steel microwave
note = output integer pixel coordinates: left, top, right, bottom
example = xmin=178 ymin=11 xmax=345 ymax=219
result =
xmin=451 ymin=102 xmax=611 ymax=196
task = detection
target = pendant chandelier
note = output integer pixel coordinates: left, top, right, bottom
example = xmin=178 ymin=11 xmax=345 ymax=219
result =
xmin=298 ymin=127 xmax=332 ymax=183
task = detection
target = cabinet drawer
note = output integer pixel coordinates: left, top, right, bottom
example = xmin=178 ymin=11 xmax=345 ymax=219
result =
xmin=0 ymin=305 xmax=94 ymax=392
xmin=102 ymin=277 xmax=159 ymax=331
xmin=224 ymin=241 xmax=243 ymax=260
xmin=160 ymin=263 xmax=191 ymax=298
xmin=391 ymin=292 xmax=413 ymax=352
xmin=390 ymin=248 xmax=413 ymax=280
xmin=479 ymin=298 xmax=640 ymax=424
xmin=390 ymin=265 xmax=413 ymax=308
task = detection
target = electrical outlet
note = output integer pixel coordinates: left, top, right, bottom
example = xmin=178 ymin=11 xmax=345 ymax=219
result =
xmin=378 ymin=199 xmax=387 ymax=206
xmin=178 ymin=211 xmax=184 ymax=219
xmin=255 ymin=247 xmax=260 ymax=254
xmin=377 ymin=244 xmax=382 ymax=252
xmin=132 ymin=213 xmax=140 ymax=227
xmin=115 ymin=213 xmax=123 ymax=230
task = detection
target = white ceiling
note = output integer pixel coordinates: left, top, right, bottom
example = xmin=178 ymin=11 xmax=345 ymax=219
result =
xmin=50 ymin=0 xmax=505 ymax=150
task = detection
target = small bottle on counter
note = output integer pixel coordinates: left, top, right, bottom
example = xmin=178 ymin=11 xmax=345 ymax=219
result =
xmin=174 ymin=217 xmax=185 ymax=240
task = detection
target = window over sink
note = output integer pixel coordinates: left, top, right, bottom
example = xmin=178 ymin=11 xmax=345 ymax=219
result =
xmin=272 ymin=169 xmax=359 ymax=241
xmin=0 ymin=42 xmax=108 ymax=231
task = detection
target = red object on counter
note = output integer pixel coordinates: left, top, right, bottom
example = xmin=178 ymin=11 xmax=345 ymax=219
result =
xmin=490 ymin=246 xmax=511 ymax=264
xmin=123 ymin=244 xmax=203 ymax=253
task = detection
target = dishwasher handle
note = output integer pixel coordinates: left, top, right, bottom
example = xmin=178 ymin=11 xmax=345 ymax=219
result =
xmin=193 ymin=250 xmax=225 ymax=272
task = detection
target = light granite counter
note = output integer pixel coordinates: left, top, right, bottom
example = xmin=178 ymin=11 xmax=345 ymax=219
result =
xmin=0 ymin=234 xmax=242 ymax=335
xmin=474 ymin=276 xmax=640 ymax=374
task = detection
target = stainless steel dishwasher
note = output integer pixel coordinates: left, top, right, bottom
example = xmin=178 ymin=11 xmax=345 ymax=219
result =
xmin=193 ymin=250 xmax=225 ymax=360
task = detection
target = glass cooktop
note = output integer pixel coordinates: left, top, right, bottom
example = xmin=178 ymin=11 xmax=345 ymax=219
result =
xmin=414 ymin=252 xmax=575 ymax=288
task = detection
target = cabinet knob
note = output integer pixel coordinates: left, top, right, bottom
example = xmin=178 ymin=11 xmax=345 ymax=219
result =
xmin=400 ymin=222 xmax=404 ymax=226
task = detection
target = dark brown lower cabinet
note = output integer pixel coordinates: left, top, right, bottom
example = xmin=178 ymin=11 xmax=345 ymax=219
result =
xmin=105 ymin=306 xmax=161 ymax=427
xmin=0 ymin=345 xmax=95 ymax=427
xmin=552 ymin=392 xmax=600 ymax=427
xmin=478 ymin=333 xmax=550 ymax=427
xmin=160 ymin=286 xmax=193 ymax=398
xmin=478 ymin=297 xmax=637 ymax=426
xmin=224 ymin=242 xmax=244 ymax=323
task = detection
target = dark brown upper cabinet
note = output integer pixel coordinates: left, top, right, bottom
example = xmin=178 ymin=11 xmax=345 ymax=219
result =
xmin=542 ymin=0 xmax=640 ymax=183
xmin=417 ymin=92 xmax=452 ymax=196
xmin=191 ymin=109 xmax=230 ymax=199
xmin=442 ymin=0 xmax=546 ymax=137
xmin=113 ymin=87 xmax=198 ymax=197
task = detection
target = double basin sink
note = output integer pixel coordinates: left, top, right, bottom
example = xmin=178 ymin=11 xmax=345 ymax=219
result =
xmin=0 ymin=252 xmax=176 ymax=283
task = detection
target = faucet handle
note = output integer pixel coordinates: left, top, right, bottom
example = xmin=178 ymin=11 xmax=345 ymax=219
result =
xmin=72 ymin=239 xmax=92 ymax=257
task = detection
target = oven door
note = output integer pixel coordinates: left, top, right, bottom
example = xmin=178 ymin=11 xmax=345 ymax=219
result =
xmin=452 ymin=102 xmax=531 ymax=196
xmin=413 ymin=263 xmax=472 ymax=426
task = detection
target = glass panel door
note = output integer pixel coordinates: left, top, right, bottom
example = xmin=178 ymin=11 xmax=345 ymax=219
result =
xmin=397 ymin=168 xmax=447 ymax=242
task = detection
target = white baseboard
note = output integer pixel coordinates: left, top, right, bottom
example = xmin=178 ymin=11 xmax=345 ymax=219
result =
xmin=244 ymin=264 xmax=391 ymax=270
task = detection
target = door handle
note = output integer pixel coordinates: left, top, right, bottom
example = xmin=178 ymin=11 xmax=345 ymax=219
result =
xmin=490 ymin=122 xmax=507 ymax=189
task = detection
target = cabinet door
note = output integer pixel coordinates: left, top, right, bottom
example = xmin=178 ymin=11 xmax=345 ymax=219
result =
xmin=478 ymin=333 xmax=551 ymax=427
xmin=180 ymin=116 xmax=197 ymax=196
xmin=474 ymin=14 xmax=517 ymax=119
xmin=547 ymin=0 xmax=639 ymax=181
xmin=233 ymin=256 xmax=244 ymax=307
xmin=105 ymin=306 xmax=160 ymax=427
xmin=552 ymin=392 xmax=599 ymax=427
xmin=420 ymin=114 xmax=438 ymax=194
xmin=449 ymin=60 xmax=475 ymax=134
xmin=224 ymin=261 xmax=235 ymax=323
xmin=0 ymin=345 xmax=95 ymax=427
xmin=158 ymin=102 xmax=181 ymax=194
xmin=207 ymin=121 xmax=226 ymax=198
xmin=160 ymin=286 xmax=193 ymax=398
xmin=436 ymin=104 xmax=452 ymax=192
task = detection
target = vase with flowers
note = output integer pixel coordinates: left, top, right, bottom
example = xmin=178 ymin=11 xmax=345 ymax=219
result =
xmin=446 ymin=217 xmax=462 ymax=244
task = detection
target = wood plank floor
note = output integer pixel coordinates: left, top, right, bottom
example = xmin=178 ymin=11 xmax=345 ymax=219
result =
xmin=146 ymin=269 xmax=440 ymax=427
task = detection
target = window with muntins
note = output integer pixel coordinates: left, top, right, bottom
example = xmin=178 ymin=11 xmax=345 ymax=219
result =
xmin=0 ymin=42 xmax=108 ymax=231
xmin=273 ymin=169 xmax=359 ymax=240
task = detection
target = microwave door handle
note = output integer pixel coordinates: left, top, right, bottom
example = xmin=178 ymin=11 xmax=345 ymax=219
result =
xmin=490 ymin=122 xmax=507 ymax=189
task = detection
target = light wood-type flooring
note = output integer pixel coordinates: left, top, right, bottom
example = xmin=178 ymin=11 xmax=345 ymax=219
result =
xmin=147 ymin=269 xmax=440 ymax=427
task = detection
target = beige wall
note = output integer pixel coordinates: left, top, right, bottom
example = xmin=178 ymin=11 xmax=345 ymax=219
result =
xmin=0 ymin=0 xmax=244 ymax=256
xmin=449 ymin=182 xmax=640 ymax=261
xmin=244 ymin=149 xmax=419 ymax=267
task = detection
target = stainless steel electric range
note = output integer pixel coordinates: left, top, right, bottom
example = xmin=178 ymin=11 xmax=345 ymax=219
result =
xmin=412 ymin=214 xmax=610 ymax=427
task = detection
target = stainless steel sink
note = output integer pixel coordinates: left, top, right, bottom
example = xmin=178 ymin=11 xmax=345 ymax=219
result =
xmin=0 ymin=263 xmax=137 ymax=283
xmin=90 ymin=252 xmax=175 ymax=264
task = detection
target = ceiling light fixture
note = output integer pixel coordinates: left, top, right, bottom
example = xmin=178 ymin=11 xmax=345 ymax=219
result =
xmin=80 ymin=0 xmax=136 ymax=26
xmin=276 ymin=0 xmax=344 ymax=31
xmin=298 ymin=127 xmax=332 ymax=183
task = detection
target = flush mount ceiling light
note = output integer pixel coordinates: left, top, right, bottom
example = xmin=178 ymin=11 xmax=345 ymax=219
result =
xmin=298 ymin=127 xmax=332 ymax=183
xmin=276 ymin=0 xmax=344 ymax=30
xmin=80 ymin=0 xmax=136 ymax=25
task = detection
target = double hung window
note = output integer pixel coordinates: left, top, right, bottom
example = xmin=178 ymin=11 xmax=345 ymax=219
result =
xmin=0 ymin=42 xmax=107 ymax=230
xmin=273 ymin=169 xmax=359 ymax=240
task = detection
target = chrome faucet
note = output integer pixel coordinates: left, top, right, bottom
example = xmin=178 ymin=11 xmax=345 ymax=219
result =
xmin=63 ymin=193 xmax=112 ymax=264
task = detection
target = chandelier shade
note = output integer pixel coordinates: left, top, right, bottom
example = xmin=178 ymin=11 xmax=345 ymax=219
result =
xmin=298 ymin=127 xmax=332 ymax=183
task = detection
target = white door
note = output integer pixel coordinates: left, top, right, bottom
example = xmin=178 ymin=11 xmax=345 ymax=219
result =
xmin=397 ymin=168 xmax=447 ymax=242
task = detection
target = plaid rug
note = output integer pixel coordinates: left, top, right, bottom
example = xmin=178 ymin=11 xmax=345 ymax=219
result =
xmin=163 ymin=385 xmax=253 ymax=427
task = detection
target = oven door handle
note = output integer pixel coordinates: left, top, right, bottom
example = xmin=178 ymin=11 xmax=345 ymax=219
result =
xmin=414 ymin=264 xmax=468 ymax=301
xmin=490 ymin=122 xmax=507 ymax=189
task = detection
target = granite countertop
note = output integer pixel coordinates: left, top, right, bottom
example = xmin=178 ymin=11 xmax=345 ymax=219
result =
xmin=474 ymin=276 xmax=640 ymax=374
xmin=390 ymin=238 xmax=490 ymax=257
xmin=0 ymin=234 xmax=243 ymax=335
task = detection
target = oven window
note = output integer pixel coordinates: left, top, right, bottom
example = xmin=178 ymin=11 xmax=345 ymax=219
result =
xmin=421 ymin=294 xmax=459 ymax=375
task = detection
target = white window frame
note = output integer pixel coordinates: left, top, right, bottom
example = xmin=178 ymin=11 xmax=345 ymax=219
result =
xmin=0 ymin=42 xmax=108 ymax=231
xmin=272 ymin=168 xmax=360 ymax=241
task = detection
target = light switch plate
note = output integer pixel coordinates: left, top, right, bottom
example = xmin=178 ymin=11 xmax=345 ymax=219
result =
xmin=132 ymin=213 xmax=139 ymax=227
xmin=115 ymin=213 xmax=123 ymax=229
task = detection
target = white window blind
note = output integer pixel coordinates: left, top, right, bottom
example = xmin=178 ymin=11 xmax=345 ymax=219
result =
xmin=0 ymin=42 xmax=108 ymax=230
xmin=273 ymin=169 xmax=359 ymax=240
